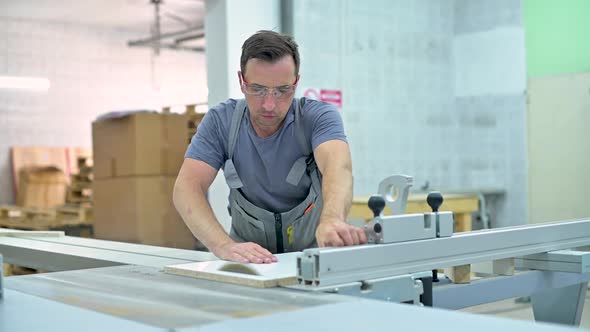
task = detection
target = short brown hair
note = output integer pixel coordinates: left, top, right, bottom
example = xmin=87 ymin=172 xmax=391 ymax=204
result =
xmin=240 ymin=30 xmax=300 ymax=76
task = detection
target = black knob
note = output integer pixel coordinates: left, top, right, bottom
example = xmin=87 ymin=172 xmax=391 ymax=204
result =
xmin=368 ymin=195 xmax=386 ymax=218
xmin=373 ymin=223 xmax=382 ymax=233
xmin=426 ymin=191 xmax=443 ymax=212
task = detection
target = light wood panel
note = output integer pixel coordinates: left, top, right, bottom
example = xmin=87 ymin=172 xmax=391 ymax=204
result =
xmin=164 ymin=252 xmax=299 ymax=288
xmin=0 ymin=228 xmax=64 ymax=237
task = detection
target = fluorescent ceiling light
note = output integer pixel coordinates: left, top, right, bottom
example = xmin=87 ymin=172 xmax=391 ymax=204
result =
xmin=0 ymin=76 xmax=50 ymax=90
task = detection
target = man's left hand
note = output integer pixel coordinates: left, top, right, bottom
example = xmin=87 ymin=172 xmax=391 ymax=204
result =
xmin=316 ymin=219 xmax=367 ymax=247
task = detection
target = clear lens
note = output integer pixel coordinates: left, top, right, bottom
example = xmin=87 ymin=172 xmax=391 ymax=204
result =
xmin=243 ymin=84 xmax=295 ymax=98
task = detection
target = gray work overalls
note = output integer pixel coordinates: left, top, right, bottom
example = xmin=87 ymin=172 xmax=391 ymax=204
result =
xmin=223 ymin=98 xmax=323 ymax=254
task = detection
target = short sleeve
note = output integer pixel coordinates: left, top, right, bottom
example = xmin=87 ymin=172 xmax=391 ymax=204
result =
xmin=305 ymin=100 xmax=347 ymax=151
xmin=184 ymin=103 xmax=231 ymax=170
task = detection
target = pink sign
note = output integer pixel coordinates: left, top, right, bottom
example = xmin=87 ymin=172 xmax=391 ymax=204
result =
xmin=320 ymin=89 xmax=342 ymax=109
xmin=303 ymin=88 xmax=342 ymax=109
xmin=303 ymin=88 xmax=320 ymax=100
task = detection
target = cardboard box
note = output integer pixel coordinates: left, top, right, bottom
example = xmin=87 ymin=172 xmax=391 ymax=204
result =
xmin=92 ymin=112 xmax=189 ymax=179
xmin=92 ymin=176 xmax=201 ymax=250
xmin=17 ymin=167 xmax=67 ymax=208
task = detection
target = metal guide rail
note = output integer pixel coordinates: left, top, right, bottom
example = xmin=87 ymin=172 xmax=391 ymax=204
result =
xmin=296 ymin=218 xmax=590 ymax=287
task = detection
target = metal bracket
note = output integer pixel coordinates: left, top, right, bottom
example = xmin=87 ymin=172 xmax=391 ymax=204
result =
xmin=364 ymin=211 xmax=453 ymax=244
xmin=286 ymin=272 xmax=429 ymax=305
xmin=515 ymin=250 xmax=590 ymax=273
xmin=377 ymin=175 xmax=413 ymax=215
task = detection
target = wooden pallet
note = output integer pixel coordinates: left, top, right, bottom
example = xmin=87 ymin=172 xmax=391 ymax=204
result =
xmin=0 ymin=205 xmax=24 ymax=219
xmin=57 ymin=204 xmax=93 ymax=222
xmin=66 ymin=194 xmax=92 ymax=204
xmin=68 ymin=186 xmax=92 ymax=198
xmin=0 ymin=205 xmax=92 ymax=230
xmin=72 ymin=173 xmax=93 ymax=183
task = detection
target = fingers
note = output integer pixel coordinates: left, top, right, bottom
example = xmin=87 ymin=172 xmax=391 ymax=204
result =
xmin=337 ymin=226 xmax=355 ymax=246
xmin=349 ymin=228 xmax=360 ymax=245
xmin=318 ymin=222 xmax=367 ymax=247
xmin=242 ymin=243 xmax=277 ymax=264
xmin=219 ymin=242 xmax=275 ymax=264
xmin=357 ymin=227 xmax=368 ymax=244
xmin=323 ymin=234 xmax=344 ymax=247
xmin=227 ymin=251 xmax=250 ymax=263
xmin=251 ymin=244 xmax=278 ymax=263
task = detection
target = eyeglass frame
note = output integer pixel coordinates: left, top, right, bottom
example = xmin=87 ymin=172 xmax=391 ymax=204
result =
xmin=238 ymin=71 xmax=299 ymax=99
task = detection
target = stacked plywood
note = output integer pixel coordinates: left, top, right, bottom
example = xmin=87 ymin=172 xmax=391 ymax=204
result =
xmin=67 ymin=156 xmax=93 ymax=205
xmin=17 ymin=166 xmax=67 ymax=208
xmin=185 ymin=104 xmax=206 ymax=144
xmin=11 ymin=146 xmax=92 ymax=202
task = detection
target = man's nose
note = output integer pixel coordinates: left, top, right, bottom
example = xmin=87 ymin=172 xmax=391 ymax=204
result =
xmin=261 ymin=92 xmax=276 ymax=110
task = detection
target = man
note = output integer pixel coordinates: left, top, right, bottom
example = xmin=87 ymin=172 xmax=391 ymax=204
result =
xmin=173 ymin=30 xmax=366 ymax=264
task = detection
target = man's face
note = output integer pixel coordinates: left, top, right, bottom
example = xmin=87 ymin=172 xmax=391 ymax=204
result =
xmin=239 ymin=55 xmax=299 ymax=136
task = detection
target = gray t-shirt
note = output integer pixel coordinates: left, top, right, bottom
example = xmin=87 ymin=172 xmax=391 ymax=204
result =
xmin=185 ymin=97 xmax=347 ymax=213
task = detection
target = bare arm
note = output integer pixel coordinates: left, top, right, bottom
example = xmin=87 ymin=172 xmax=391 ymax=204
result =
xmin=173 ymin=158 xmax=276 ymax=263
xmin=313 ymin=140 xmax=367 ymax=247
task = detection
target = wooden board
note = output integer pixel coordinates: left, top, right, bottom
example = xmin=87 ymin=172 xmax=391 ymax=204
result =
xmin=10 ymin=146 xmax=91 ymax=200
xmin=0 ymin=228 xmax=64 ymax=237
xmin=164 ymin=252 xmax=299 ymax=288
xmin=11 ymin=147 xmax=69 ymax=198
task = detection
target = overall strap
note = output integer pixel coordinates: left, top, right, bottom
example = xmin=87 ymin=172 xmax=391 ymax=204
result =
xmin=294 ymin=98 xmax=311 ymax=155
xmin=228 ymin=99 xmax=247 ymax=158
xmin=223 ymin=99 xmax=247 ymax=189
xmin=286 ymin=98 xmax=321 ymax=191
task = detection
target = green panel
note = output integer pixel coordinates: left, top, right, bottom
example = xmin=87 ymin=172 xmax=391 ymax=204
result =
xmin=524 ymin=0 xmax=590 ymax=77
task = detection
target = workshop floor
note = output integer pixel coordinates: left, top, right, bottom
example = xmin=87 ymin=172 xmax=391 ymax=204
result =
xmin=460 ymin=289 xmax=590 ymax=328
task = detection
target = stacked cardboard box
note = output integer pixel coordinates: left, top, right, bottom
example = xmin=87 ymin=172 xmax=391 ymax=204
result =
xmin=92 ymin=111 xmax=201 ymax=250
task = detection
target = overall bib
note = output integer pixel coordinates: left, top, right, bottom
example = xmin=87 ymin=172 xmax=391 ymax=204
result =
xmin=223 ymin=99 xmax=323 ymax=253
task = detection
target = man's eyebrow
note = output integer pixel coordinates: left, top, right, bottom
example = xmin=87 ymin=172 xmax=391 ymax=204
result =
xmin=251 ymin=83 xmax=292 ymax=88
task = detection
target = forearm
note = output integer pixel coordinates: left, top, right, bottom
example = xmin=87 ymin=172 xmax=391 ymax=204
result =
xmin=173 ymin=176 xmax=232 ymax=252
xmin=319 ymin=162 xmax=353 ymax=223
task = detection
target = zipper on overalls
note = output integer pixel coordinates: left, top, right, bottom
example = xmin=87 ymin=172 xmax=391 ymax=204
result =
xmin=274 ymin=213 xmax=284 ymax=253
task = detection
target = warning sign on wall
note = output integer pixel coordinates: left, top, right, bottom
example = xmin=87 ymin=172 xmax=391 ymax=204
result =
xmin=303 ymin=88 xmax=342 ymax=109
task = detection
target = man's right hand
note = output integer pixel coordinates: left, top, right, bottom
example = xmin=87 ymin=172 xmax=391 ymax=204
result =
xmin=212 ymin=241 xmax=278 ymax=264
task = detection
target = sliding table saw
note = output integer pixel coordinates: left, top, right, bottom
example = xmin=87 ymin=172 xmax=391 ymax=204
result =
xmin=1 ymin=176 xmax=590 ymax=331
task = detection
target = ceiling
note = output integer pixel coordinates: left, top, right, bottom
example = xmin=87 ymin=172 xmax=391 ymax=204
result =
xmin=0 ymin=0 xmax=205 ymax=34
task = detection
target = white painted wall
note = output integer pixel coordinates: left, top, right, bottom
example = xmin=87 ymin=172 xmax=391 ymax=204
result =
xmin=291 ymin=0 xmax=527 ymax=227
xmin=452 ymin=0 xmax=527 ymax=227
xmin=454 ymin=28 xmax=526 ymax=97
xmin=0 ymin=17 xmax=207 ymax=203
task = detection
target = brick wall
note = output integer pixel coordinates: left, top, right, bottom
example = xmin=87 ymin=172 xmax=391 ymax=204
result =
xmin=0 ymin=17 xmax=207 ymax=203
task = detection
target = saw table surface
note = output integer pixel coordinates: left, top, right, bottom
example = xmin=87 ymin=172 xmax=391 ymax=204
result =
xmin=3 ymin=265 xmax=353 ymax=329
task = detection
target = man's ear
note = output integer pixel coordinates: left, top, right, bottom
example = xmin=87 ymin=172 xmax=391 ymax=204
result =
xmin=294 ymin=74 xmax=301 ymax=85
xmin=237 ymin=71 xmax=246 ymax=94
